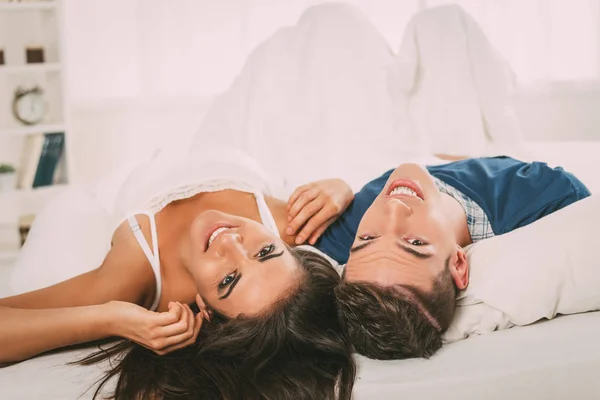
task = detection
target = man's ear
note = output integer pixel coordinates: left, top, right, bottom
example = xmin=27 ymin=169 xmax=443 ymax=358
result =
xmin=448 ymin=246 xmax=469 ymax=290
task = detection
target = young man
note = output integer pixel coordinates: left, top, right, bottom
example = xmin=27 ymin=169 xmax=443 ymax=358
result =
xmin=314 ymin=157 xmax=590 ymax=360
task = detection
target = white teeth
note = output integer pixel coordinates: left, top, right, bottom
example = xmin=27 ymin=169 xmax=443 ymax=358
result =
xmin=208 ymin=227 xmax=230 ymax=247
xmin=390 ymin=186 xmax=418 ymax=197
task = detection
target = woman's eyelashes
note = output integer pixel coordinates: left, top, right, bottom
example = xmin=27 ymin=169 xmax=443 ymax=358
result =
xmin=255 ymin=243 xmax=275 ymax=259
xmin=218 ymin=245 xmax=276 ymax=288
xmin=219 ymin=271 xmax=237 ymax=289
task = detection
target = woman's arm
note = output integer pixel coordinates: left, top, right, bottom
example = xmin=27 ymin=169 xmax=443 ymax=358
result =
xmin=0 ymin=303 xmax=113 ymax=364
xmin=0 ymin=225 xmax=157 ymax=363
xmin=0 ymin=301 xmax=201 ymax=365
xmin=0 ymin=224 xmax=155 ymax=310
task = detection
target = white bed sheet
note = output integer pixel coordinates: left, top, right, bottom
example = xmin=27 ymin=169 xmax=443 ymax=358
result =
xmin=1 ymin=312 xmax=599 ymax=400
xmin=2 ymin=141 xmax=600 ymax=399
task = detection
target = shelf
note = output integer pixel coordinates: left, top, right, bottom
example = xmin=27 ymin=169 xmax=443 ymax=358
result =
xmin=0 ymin=1 xmax=56 ymax=12
xmin=16 ymin=183 xmax=67 ymax=196
xmin=0 ymin=63 xmax=61 ymax=73
xmin=0 ymin=184 xmax=67 ymax=197
xmin=1 ymin=124 xmax=66 ymax=136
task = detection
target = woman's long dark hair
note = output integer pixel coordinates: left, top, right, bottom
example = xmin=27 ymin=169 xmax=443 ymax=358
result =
xmin=78 ymin=248 xmax=356 ymax=400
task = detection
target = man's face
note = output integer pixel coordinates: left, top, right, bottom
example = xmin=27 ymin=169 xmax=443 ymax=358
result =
xmin=345 ymin=163 xmax=467 ymax=293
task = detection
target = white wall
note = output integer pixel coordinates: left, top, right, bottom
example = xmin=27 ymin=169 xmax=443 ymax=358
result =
xmin=61 ymin=0 xmax=600 ymax=185
xmin=63 ymin=0 xmax=421 ymax=102
xmin=63 ymin=0 xmax=424 ymax=184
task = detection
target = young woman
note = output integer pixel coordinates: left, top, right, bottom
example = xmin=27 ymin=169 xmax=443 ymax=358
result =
xmin=0 ymin=149 xmax=356 ymax=399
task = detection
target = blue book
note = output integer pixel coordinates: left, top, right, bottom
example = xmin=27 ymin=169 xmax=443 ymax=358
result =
xmin=32 ymin=132 xmax=65 ymax=188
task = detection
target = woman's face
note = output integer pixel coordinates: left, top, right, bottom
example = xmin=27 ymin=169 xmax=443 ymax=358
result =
xmin=181 ymin=210 xmax=301 ymax=318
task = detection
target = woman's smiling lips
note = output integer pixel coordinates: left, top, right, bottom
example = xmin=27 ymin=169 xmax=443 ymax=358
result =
xmin=204 ymin=224 xmax=237 ymax=251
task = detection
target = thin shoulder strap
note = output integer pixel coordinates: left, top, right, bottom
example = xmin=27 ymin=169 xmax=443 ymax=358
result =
xmin=253 ymin=192 xmax=281 ymax=238
xmin=128 ymin=213 xmax=162 ymax=311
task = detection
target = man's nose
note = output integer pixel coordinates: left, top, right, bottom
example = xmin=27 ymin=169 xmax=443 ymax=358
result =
xmin=385 ymin=198 xmax=413 ymax=216
xmin=384 ymin=198 xmax=412 ymax=231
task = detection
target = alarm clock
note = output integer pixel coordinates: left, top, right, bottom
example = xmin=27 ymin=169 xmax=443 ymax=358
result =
xmin=12 ymin=85 xmax=47 ymax=125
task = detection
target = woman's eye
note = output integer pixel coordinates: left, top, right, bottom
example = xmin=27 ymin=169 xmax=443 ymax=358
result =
xmin=256 ymin=244 xmax=275 ymax=258
xmin=359 ymin=235 xmax=377 ymax=241
xmin=406 ymin=238 xmax=425 ymax=246
xmin=219 ymin=273 xmax=236 ymax=289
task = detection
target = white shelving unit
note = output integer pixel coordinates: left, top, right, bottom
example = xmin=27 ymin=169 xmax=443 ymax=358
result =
xmin=0 ymin=1 xmax=56 ymax=12
xmin=3 ymin=123 xmax=66 ymax=137
xmin=0 ymin=0 xmax=71 ymax=260
xmin=0 ymin=62 xmax=61 ymax=73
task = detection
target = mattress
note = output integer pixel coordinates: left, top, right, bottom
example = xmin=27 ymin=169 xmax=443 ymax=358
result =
xmin=2 ymin=141 xmax=600 ymax=399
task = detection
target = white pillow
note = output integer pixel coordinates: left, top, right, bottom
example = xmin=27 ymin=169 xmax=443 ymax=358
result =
xmin=444 ymin=194 xmax=600 ymax=342
xmin=9 ymin=186 xmax=113 ymax=295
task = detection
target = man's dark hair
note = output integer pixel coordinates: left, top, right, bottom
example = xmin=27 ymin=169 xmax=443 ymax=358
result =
xmin=335 ymin=258 xmax=456 ymax=360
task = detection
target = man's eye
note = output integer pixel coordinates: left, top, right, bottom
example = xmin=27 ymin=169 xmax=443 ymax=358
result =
xmin=358 ymin=235 xmax=377 ymax=241
xmin=219 ymin=273 xmax=236 ymax=288
xmin=406 ymin=238 xmax=426 ymax=246
xmin=256 ymin=244 xmax=275 ymax=258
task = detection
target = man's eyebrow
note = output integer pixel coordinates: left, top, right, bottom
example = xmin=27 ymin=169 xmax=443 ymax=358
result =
xmin=219 ymin=273 xmax=242 ymax=300
xmin=350 ymin=241 xmax=375 ymax=254
xmin=397 ymin=243 xmax=432 ymax=260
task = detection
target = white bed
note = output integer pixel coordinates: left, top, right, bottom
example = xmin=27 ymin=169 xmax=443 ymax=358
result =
xmin=2 ymin=141 xmax=600 ymax=400
xmin=3 ymin=313 xmax=600 ymax=400
xmin=3 ymin=4 xmax=600 ymax=399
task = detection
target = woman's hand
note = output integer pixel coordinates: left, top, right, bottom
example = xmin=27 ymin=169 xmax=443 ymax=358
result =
xmin=108 ymin=297 xmax=203 ymax=355
xmin=286 ymin=179 xmax=354 ymax=245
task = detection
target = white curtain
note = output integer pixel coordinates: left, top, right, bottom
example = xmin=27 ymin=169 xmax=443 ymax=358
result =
xmin=426 ymin=0 xmax=600 ymax=84
xmin=64 ymin=0 xmax=421 ymax=101
xmin=64 ymin=0 xmax=600 ymax=101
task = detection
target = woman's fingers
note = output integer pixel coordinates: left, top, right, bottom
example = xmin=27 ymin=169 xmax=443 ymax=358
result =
xmin=295 ymin=207 xmax=334 ymax=244
xmin=287 ymin=198 xmax=324 ymax=237
xmin=287 ymin=188 xmax=319 ymax=221
xmin=154 ymin=305 xmax=203 ymax=354
xmin=307 ymin=216 xmax=337 ymax=245
xmin=158 ymin=304 xmax=191 ymax=336
xmin=287 ymin=184 xmax=312 ymax=211
xmin=165 ymin=312 xmax=203 ymax=353
xmin=153 ymin=304 xmax=181 ymax=326
xmin=149 ymin=303 xmax=191 ymax=351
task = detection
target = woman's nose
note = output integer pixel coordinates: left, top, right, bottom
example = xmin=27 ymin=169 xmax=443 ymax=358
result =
xmin=216 ymin=232 xmax=245 ymax=259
